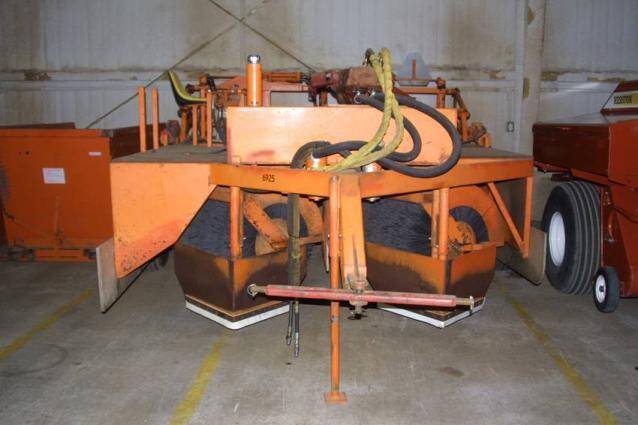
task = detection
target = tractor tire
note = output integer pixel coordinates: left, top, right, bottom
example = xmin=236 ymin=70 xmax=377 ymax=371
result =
xmin=541 ymin=181 xmax=600 ymax=295
xmin=593 ymin=266 xmax=620 ymax=313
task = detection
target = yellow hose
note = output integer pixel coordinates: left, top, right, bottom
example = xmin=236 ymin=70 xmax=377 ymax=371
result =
xmin=321 ymin=48 xmax=404 ymax=172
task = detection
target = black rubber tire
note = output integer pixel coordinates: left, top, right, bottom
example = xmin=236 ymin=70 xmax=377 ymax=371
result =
xmin=541 ymin=181 xmax=600 ymax=295
xmin=593 ymin=266 xmax=620 ymax=313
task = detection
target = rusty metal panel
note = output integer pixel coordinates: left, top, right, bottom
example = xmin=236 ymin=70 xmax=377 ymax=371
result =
xmin=609 ymin=118 xmax=638 ymax=186
xmin=110 ymin=162 xmax=216 ymax=277
xmin=366 ymin=242 xmax=495 ymax=298
xmin=174 ymin=242 xmax=299 ymax=316
xmin=533 ymin=122 xmax=610 ymax=176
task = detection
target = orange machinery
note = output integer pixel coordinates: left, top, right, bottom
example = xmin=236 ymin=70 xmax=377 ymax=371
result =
xmin=98 ymin=50 xmax=534 ymax=403
xmin=0 ymin=124 xmax=152 ymax=261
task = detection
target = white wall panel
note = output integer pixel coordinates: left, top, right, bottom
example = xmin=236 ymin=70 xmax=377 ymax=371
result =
xmin=244 ymin=0 xmax=518 ymax=71
xmin=1 ymin=0 xmax=518 ymax=73
xmin=0 ymin=0 xmax=522 ymax=141
xmin=2 ymin=0 xmax=636 ymax=152
xmin=543 ymin=0 xmax=638 ymax=73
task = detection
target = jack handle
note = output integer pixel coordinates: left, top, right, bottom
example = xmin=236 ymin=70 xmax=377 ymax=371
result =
xmin=248 ymin=284 xmax=475 ymax=310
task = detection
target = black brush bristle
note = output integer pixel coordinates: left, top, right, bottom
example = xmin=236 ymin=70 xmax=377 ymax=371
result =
xmin=450 ymin=206 xmax=489 ymax=242
xmin=364 ymin=199 xmax=432 ymax=256
xmin=179 ymin=200 xmax=308 ymax=258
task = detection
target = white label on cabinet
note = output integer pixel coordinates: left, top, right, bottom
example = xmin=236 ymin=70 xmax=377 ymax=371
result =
xmin=42 ymin=168 xmax=66 ymax=184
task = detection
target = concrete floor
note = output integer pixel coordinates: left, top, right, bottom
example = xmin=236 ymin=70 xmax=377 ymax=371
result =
xmin=1 ymin=252 xmax=637 ymax=425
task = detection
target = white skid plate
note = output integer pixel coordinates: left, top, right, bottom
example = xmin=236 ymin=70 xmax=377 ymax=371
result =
xmin=380 ymin=300 xmax=485 ymax=329
xmin=185 ymin=301 xmax=289 ymax=330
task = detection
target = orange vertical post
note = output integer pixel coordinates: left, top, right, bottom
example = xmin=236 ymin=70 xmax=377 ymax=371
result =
xmin=199 ymin=88 xmax=206 ymax=140
xmin=229 ymin=186 xmax=242 ymax=258
xmin=246 ymin=54 xmax=263 ymax=107
xmin=431 ymin=190 xmax=440 ymax=258
xmin=138 ymin=86 xmax=147 ymax=153
xmin=206 ymin=91 xmax=213 ymax=147
xmin=151 ymin=87 xmax=159 ymax=150
xmin=324 ymin=176 xmax=347 ymax=405
xmin=191 ymin=105 xmax=198 ymax=146
xmin=180 ymin=112 xmax=187 ymax=143
xmin=523 ymin=176 xmax=533 ymax=257
xmin=438 ymin=188 xmax=449 ymax=260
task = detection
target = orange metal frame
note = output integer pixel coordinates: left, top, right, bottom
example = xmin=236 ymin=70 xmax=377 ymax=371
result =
xmin=110 ymin=76 xmax=533 ymax=402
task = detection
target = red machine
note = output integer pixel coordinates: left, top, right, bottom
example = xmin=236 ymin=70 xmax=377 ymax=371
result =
xmin=534 ymin=81 xmax=638 ymax=312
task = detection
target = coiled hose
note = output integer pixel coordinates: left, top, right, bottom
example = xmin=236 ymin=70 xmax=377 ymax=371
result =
xmin=311 ymin=93 xmax=462 ymax=177
xmin=286 ymin=49 xmax=463 ymax=291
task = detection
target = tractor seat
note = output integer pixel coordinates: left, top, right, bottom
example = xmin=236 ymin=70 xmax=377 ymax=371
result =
xmin=167 ymin=70 xmax=206 ymax=107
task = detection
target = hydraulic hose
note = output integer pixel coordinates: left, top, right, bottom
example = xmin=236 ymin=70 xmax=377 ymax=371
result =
xmin=310 ymin=94 xmax=462 ymax=178
xmin=311 ymin=94 xmax=421 ymax=163
xmin=287 ymin=141 xmax=330 ymax=289
xmin=320 ymin=48 xmax=403 ymax=171
xmin=370 ymin=93 xmax=463 ymax=178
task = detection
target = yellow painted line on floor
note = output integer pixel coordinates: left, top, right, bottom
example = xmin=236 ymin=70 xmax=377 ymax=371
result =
xmin=169 ymin=334 xmax=226 ymax=425
xmin=0 ymin=286 xmax=93 ymax=361
xmin=503 ymin=290 xmax=617 ymax=425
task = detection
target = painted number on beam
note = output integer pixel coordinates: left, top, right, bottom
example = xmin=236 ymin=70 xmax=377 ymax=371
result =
xmin=262 ymin=173 xmax=276 ymax=183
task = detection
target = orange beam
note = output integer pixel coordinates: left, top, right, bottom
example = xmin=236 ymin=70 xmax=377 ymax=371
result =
xmin=487 ymin=182 xmax=526 ymax=256
xmin=431 ymin=189 xmax=440 ymax=258
xmin=337 ymin=174 xmax=367 ymax=291
xmin=325 ymin=176 xmax=347 ymax=404
xmin=229 ymin=186 xmax=242 ymax=258
xmin=438 ymin=188 xmax=449 ymax=260
xmin=207 ymin=158 xmax=532 ymax=199
xmin=523 ymin=176 xmax=533 ymax=257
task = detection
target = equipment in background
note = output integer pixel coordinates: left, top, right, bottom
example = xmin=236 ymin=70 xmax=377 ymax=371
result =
xmin=0 ymin=124 xmax=151 ymax=262
xmin=99 ymin=49 xmax=534 ymax=404
xmin=534 ymin=80 xmax=638 ymax=313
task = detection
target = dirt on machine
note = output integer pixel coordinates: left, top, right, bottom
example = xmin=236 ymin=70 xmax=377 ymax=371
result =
xmin=97 ymin=49 xmax=535 ymax=403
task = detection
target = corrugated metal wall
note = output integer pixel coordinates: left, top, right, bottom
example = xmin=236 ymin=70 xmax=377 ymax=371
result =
xmin=1 ymin=0 xmax=637 ymax=150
